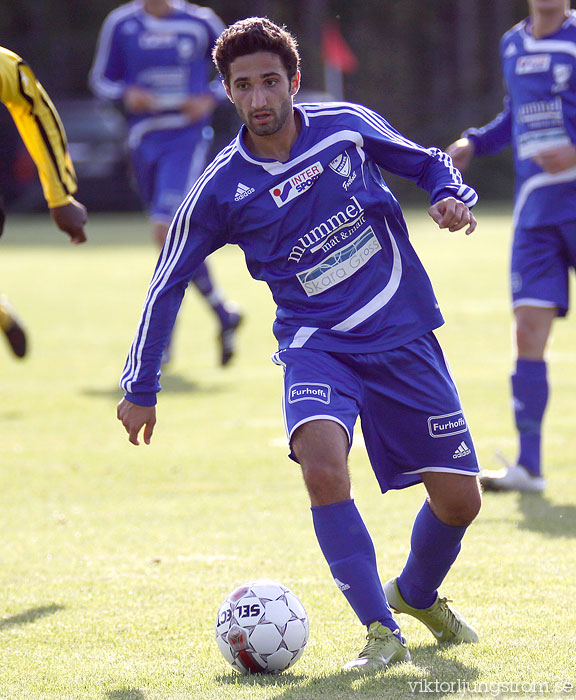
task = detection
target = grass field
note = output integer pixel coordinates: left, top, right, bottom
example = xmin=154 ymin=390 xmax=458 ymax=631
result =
xmin=0 ymin=206 xmax=575 ymax=700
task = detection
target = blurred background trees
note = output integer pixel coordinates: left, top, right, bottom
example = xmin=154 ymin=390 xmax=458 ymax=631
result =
xmin=0 ymin=0 xmax=530 ymax=208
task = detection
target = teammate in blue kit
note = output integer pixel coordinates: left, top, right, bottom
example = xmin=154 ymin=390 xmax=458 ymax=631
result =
xmin=89 ymin=0 xmax=242 ymax=366
xmin=117 ymin=18 xmax=482 ymax=671
xmin=447 ymin=0 xmax=576 ymax=493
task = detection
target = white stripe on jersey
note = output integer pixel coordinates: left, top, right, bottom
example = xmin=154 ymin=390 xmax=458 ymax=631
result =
xmin=303 ymin=102 xmax=425 ymax=151
xmin=523 ymin=34 xmax=576 ymax=60
xmin=331 ymin=217 xmax=402 ymax=332
xmin=289 ymin=327 xmax=319 ymax=348
xmin=89 ymin=1 xmax=139 ymax=99
xmin=185 ymin=134 xmax=212 ymax=192
xmin=122 ymin=141 xmax=237 ymax=390
xmin=512 ymin=165 xmax=576 ymax=228
xmin=304 ymin=104 xmax=477 ymax=206
xmin=127 ymin=114 xmax=194 ymax=149
xmin=236 ymin=127 xmax=365 ymax=174
xmin=288 ymin=217 xmax=402 ymax=348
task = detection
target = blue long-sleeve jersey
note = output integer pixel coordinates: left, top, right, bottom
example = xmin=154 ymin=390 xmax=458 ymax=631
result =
xmin=89 ymin=0 xmax=224 ymax=148
xmin=463 ymin=11 xmax=576 ymax=229
xmin=121 ymin=102 xmax=478 ymax=405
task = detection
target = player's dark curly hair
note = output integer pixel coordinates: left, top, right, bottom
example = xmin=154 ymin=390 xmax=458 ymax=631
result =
xmin=212 ymin=17 xmax=300 ymax=86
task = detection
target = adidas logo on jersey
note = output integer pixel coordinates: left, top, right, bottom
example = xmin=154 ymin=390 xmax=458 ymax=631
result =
xmin=503 ymin=43 xmax=517 ymax=58
xmin=234 ymin=182 xmax=255 ymax=201
xmin=453 ymin=441 xmax=472 ymax=459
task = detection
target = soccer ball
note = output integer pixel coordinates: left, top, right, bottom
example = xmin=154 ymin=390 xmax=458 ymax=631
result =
xmin=215 ymin=579 xmax=309 ymax=674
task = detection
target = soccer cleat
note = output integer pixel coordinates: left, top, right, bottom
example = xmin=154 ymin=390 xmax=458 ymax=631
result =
xmin=219 ymin=309 xmax=243 ymax=367
xmin=384 ymin=578 xmax=478 ymax=644
xmin=0 ymin=295 xmax=27 ymax=358
xmin=479 ymin=462 xmax=545 ymax=493
xmin=342 ymin=621 xmax=410 ymax=673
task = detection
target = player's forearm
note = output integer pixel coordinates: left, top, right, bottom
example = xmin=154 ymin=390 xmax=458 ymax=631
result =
xmin=418 ymin=148 xmax=478 ymax=209
xmin=8 ymin=102 xmax=78 ymax=208
xmin=462 ymin=100 xmax=512 ymax=157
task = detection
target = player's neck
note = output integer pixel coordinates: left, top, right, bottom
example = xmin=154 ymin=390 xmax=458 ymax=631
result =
xmin=245 ymin=109 xmax=301 ymax=163
xmin=530 ymin=8 xmax=569 ymax=38
xmin=142 ymin=0 xmax=172 ymax=18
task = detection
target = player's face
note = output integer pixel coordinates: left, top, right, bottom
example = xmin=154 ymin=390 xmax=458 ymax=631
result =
xmin=226 ymin=52 xmax=300 ymax=138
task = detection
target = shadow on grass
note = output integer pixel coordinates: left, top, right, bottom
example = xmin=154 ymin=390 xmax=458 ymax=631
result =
xmin=81 ymin=373 xmax=228 ymax=399
xmin=216 ymin=645 xmax=480 ymax=699
xmin=0 ymin=603 xmax=64 ymax=630
xmin=517 ymin=493 xmax=576 ymax=538
xmin=106 ymin=690 xmax=146 ymax=700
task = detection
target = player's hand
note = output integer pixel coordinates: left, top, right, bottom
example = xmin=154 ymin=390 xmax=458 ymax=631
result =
xmin=123 ymin=86 xmax=158 ymax=113
xmin=428 ymin=197 xmax=477 ymax=235
xmin=533 ymin=144 xmax=576 ymax=173
xmin=117 ymin=398 xmax=156 ymax=446
xmin=180 ymin=94 xmax=217 ymax=122
xmin=50 ymin=198 xmax=87 ymax=244
xmin=445 ymin=138 xmax=475 ymax=172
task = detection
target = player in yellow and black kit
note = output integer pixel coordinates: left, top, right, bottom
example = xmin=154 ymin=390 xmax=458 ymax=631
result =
xmin=0 ymin=46 xmax=87 ymax=357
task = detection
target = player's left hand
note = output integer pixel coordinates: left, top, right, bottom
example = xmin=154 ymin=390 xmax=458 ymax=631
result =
xmin=533 ymin=144 xmax=576 ymax=174
xmin=428 ymin=197 xmax=477 ymax=235
xmin=117 ymin=398 xmax=156 ymax=446
xmin=50 ymin=198 xmax=87 ymax=244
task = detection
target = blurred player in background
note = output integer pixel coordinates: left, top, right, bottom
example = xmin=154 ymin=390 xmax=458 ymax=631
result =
xmin=89 ymin=0 xmax=242 ymax=367
xmin=447 ymin=0 xmax=576 ymax=493
xmin=0 ymin=46 xmax=88 ymax=358
xmin=117 ymin=17 xmax=482 ymax=673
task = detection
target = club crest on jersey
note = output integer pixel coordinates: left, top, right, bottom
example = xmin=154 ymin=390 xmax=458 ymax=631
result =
xmin=427 ymin=410 xmax=468 ymax=438
xmin=552 ymin=63 xmax=572 ymax=93
xmin=288 ymin=382 xmax=331 ymax=404
xmin=515 ymin=54 xmax=550 ymax=75
xmin=269 ymin=162 xmax=323 ymax=208
xmin=329 ymin=152 xmax=352 ymax=178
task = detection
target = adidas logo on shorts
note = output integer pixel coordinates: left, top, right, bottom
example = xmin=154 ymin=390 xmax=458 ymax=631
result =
xmin=453 ymin=441 xmax=472 ymax=459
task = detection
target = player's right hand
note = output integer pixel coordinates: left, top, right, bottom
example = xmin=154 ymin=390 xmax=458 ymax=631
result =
xmin=50 ymin=198 xmax=87 ymax=244
xmin=123 ymin=86 xmax=158 ymax=113
xmin=445 ymin=138 xmax=475 ymax=172
xmin=117 ymin=398 xmax=156 ymax=446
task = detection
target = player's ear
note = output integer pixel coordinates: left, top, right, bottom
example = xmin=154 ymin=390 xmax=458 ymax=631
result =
xmin=289 ymin=71 xmax=301 ymax=97
xmin=223 ymin=80 xmax=234 ymax=104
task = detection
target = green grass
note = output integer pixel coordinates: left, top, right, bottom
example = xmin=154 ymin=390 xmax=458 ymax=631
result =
xmin=0 ymin=206 xmax=575 ymax=700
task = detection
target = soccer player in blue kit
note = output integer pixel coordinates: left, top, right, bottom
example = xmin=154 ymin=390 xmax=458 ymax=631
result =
xmin=117 ymin=17 xmax=482 ymax=672
xmin=447 ymin=0 xmax=576 ymax=493
xmin=89 ymin=0 xmax=242 ymax=366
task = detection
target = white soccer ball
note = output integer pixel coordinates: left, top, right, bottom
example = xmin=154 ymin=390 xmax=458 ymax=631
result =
xmin=215 ymin=579 xmax=309 ymax=674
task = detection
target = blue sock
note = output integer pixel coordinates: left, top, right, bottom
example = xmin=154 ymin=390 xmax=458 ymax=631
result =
xmin=311 ymin=499 xmax=398 ymax=631
xmin=397 ymin=500 xmax=466 ymax=609
xmin=190 ymin=262 xmax=229 ymax=326
xmin=511 ymin=358 xmax=548 ymax=476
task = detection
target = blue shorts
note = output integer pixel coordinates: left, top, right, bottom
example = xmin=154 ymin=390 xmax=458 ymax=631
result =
xmin=511 ymin=221 xmax=576 ymax=318
xmin=272 ymin=332 xmax=479 ymax=493
xmin=130 ymin=126 xmax=212 ymax=224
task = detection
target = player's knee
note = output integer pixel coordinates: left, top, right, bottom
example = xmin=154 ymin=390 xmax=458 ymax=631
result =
xmin=300 ymin=460 xmax=351 ymax=505
xmin=430 ymin=482 xmax=482 ymax=527
xmin=442 ymin=492 xmax=481 ymax=527
xmin=515 ymin=323 xmax=541 ymax=357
